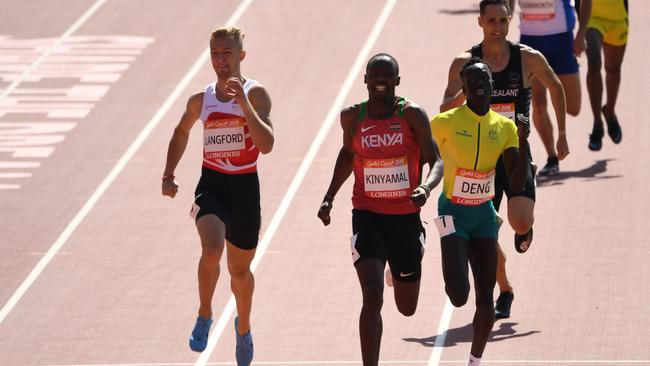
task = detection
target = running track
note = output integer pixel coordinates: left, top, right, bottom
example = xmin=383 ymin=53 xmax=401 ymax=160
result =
xmin=1 ymin=0 xmax=649 ymax=365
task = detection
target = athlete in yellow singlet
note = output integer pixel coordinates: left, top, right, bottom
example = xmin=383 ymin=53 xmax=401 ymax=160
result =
xmin=433 ymin=106 xmax=518 ymax=206
xmin=430 ymin=57 xmax=530 ymax=366
xmin=586 ymin=0 xmax=628 ymax=150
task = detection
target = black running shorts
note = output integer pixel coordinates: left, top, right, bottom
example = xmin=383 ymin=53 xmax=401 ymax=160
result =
xmin=492 ymin=155 xmax=536 ymax=211
xmin=351 ymin=209 xmax=425 ymax=283
xmin=193 ymin=167 xmax=261 ymax=250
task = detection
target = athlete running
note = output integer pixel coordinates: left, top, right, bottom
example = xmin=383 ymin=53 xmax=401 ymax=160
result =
xmin=585 ymin=0 xmax=628 ymax=150
xmin=161 ymin=27 xmax=274 ymax=366
xmin=317 ymin=53 xmax=442 ymax=366
xmin=511 ymin=0 xmax=591 ymax=176
xmin=440 ymin=0 xmax=567 ymax=319
xmin=431 ymin=57 xmax=530 ymax=366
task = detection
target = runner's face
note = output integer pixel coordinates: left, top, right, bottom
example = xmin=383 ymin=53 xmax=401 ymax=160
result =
xmin=364 ymin=58 xmax=399 ymax=99
xmin=210 ymin=35 xmax=243 ymax=78
xmin=462 ymin=63 xmax=493 ymax=102
xmin=479 ymin=4 xmax=510 ymax=41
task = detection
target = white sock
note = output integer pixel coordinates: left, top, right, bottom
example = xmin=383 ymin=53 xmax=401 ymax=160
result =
xmin=467 ymin=353 xmax=481 ymax=366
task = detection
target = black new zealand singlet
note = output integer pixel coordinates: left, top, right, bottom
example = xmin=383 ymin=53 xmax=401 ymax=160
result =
xmin=471 ymin=42 xmax=531 ymax=125
xmin=471 ymin=42 xmax=535 ymax=210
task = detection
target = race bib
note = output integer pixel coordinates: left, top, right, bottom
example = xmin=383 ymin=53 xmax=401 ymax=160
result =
xmin=451 ymin=168 xmax=495 ymax=206
xmin=189 ymin=203 xmax=200 ymax=220
xmin=520 ymin=0 xmax=555 ymax=20
xmin=363 ymin=156 xmax=410 ymax=199
xmin=433 ymin=215 xmax=456 ymax=237
xmin=491 ymin=103 xmax=515 ymax=121
xmin=204 ymin=117 xmax=246 ymax=158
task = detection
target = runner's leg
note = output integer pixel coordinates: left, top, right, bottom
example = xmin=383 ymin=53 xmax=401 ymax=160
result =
xmin=440 ymin=235 xmax=471 ymax=307
xmin=468 ymin=237 xmax=498 ymax=358
xmin=355 ymin=258 xmax=385 ymax=366
xmin=602 ymin=42 xmax=627 ymax=119
xmin=227 ymin=242 xmax=256 ymax=335
xmin=196 ymin=214 xmax=226 ymax=318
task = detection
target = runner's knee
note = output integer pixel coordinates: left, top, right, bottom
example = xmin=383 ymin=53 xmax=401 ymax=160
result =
xmin=508 ymin=216 xmax=533 ymax=234
xmin=475 ymin=296 xmax=495 ymax=320
xmin=201 ymin=244 xmax=223 ymax=264
xmin=361 ymin=285 xmax=384 ymax=313
xmin=397 ymin=303 xmax=416 ymax=317
xmin=604 ymin=63 xmax=622 ymax=75
xmin=567 ymin=103 xmax=580 ymax=116
xmin=446 ymin=283 xmax=470 ymax=307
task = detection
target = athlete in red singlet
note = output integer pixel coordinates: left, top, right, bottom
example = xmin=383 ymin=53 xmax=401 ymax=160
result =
xmin=317 ymin=53 xmax=442 ymax=366
xmin=161 ymin=27 xmax=273 ymax=365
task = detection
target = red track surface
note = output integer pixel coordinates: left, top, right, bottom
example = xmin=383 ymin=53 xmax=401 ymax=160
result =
xmin=1 ymin=0 xmax=649 ymax=365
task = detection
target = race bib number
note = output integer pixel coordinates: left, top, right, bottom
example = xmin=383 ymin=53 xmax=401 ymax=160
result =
xmin=363 ymin=156 xmax=410 ymax=199
xmin=451 ymin=168 xmax=495 ymax=206
xmin=520 ymin=0 xmax=555 ymax=20
xmin=433 ymin=215 xmax=456 ymax=237
xmin=204 ymin=118 xmax=246 ymax=158
xmin=491 ymin=103 xmax=515 ymax=121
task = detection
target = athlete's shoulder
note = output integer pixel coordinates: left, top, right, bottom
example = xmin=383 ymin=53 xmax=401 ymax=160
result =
xmin=341 ymin=103 xmax=362 ymax=125
xmin=450 ymin=51 xmax=472 ymax=69
xmin=432 ymin=105 xmax=463 ymax=123
xmin=187 ymin=91 xmax=205 ymax=113
xmin=403 ymin=98 xmax=427 ymax=116
xmin=402 ymin=99 xmax=430 ymax=128
xmin=519 ymin=43 xmax=546 ymax=62
xmin=246 ymin=79 xmax=270 ymax=97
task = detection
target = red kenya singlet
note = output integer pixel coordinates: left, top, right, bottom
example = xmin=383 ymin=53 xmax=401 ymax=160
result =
xmin=352 ymin=97 xmax=422 ymax=214
xmin=200 ymin=79 xmax=260 ymax=174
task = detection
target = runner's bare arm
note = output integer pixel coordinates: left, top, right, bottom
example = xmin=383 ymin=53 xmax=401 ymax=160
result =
xmin=440 ymin=54 xmax=470 ymax=112
xmin=523 ymin=48 xmax=570 ymax=160
xmin=573 ymin=0 xmax=592 ymax=57
xmin=317 ymin=107 xmax=357 ymax=226
xmin=404 ymin=103 xmax=443 ymax=207
xmin=162 ymin=92 xmax=203 ymax=198
xmin=227 ymin=78 xmax=274 ymax=154
xmin=502 ymin=114 xmax=531 ymax=193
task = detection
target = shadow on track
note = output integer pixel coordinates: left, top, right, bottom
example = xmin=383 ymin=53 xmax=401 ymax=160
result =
xmin=537 ymin=159 xmax=622 ymax=187
xmin=403 ymin=321 xmax=540 ymax=348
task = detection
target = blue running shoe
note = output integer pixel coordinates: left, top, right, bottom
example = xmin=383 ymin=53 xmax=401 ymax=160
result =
xmin=189 ymin=316 xmax=213 ymax=352
xmin=234 ymin=316 xmax=254 ymax=366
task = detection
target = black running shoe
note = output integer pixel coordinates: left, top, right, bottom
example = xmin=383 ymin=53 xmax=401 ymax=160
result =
xmin=514 ymin=227 xmax=533 ymax=253
xmin=537 ymin=157 xmax=559 ymax=177
xmin=495 ymin=291 xmax=514 ymax=319
xmin=602 ymin=106 xmax=622 ymax=144
xmin=588 ymin=124 xmax=604 ymax=151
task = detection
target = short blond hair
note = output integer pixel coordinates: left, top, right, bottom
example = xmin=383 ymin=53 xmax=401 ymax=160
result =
xmin=210 ymin=27 xmax=244 ymax=49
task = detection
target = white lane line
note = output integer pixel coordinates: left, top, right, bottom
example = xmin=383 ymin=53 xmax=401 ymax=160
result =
xmin=0 ymin=0 xmax=253 ymax=326
xmin=193 ymin=0 xmax=398 ymax=365
xmin=45 ymin=360 xmax=650 ymax=366
xmin=0 ymin=0 xmax=108 ymax=101
xmin=428 ymin=298 xmax=454 ymax=366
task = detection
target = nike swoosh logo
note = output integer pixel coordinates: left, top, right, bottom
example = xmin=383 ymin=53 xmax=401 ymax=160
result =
xmin=399 ymin=271 xmax=416 ymax=278
xmin=361 ymin=125 xmax=376 ymax=133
